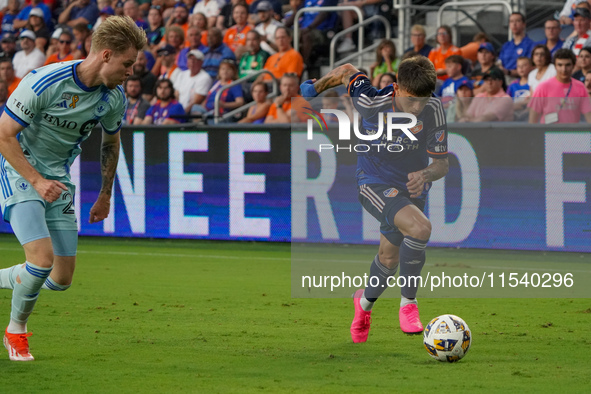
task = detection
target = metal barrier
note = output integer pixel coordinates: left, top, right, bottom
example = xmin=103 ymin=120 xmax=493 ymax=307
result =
xmin=329 ymin=14 xmax=391 ymax=70
xmin=293 ymin=6 xmax=364 ymax=61
xmin=437 ymin=1 xmax=514 ymax=44
xmin=213 ymin=69 xmax=279 ymax=124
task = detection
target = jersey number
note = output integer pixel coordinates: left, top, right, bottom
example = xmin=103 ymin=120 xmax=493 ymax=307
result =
xmin=62 ymin=192 xmax=75 ymax=215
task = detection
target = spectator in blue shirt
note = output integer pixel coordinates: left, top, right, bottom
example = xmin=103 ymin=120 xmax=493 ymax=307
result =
xmin=178 ymin=27 xmax=208 ymax=71
xmin=2 ymin=0 xmax=20 ymax=36
xmin=14 ymin=0 xmax=52 ymax=31
xmin=404 ymin=25 xmax=433 ymax=58
xmin=143 ymin=79 xmax=187 ymax=125
xmin=299 ymin=0 xmax=338 ymax=76
xmin=499 ymin=12 xmax=535 ymax=78
xmin=536 ymin=19 xmax=563 ymax=57
xmin=202 ymin=27 xmax=236 ymax=79
xmin=58 ymin=0 xmax=100 ymax=28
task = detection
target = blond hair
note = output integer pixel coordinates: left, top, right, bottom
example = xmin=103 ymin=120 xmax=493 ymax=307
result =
xmin=92 ymin=15 xmax=147 ymax=54
xmin=410 ymin=24 xmax=426 ymax=35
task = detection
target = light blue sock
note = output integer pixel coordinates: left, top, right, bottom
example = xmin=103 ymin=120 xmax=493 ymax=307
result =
xmin=42 ymin=276 xmax=70 ymax=291
xmin=10 ymin=261 xmax=52 ymax=326
xmin=0 ymin=264 xmax=22 ymax=290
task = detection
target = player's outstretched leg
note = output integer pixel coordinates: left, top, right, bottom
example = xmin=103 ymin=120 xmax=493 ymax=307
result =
xmin=398 ymin=235 xmax=428 ymax=334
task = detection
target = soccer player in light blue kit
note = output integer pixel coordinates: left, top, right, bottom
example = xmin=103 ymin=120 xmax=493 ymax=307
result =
xmin=0 ymin=16 xmax=146 ymax=361
xmin=301 ymin=56 xmax=449 ymax=342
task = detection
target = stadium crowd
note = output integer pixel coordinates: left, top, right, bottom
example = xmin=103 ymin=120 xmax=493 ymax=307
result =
xmin=0 ymin=0 xmax=590 ymax=124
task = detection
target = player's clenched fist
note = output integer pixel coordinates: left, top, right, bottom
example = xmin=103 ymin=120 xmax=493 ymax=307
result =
xmin=407 ymin=171 xmax=426 ymax=198
xmin=33 ymin=178 xmax=68 ymax=203
xmin=89 ymin=194 xmax=111 ymax=223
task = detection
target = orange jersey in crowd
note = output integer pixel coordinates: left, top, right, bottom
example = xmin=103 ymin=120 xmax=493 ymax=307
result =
xmin=44 ymin=53 xmax=75 ymax=66
xmin=223 ymin=25 xmax=252 ymax=52
xmin=428 ymin=45 xmax=462 ymax=80
xmin=201 ymin=30 xmax=208 ymax=47
xmin=266 ymin=95 xmax=310 ymax=122
xmin=263 ymin=48 xmax=304 ymax=81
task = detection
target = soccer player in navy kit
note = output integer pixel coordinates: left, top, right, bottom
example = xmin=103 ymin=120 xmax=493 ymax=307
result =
xmin=301 ymin=56 xmax=449 ymax=342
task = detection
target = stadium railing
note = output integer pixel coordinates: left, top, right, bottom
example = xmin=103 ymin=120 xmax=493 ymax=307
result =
xmin=329 ymin=15 xmax=392 ymax=70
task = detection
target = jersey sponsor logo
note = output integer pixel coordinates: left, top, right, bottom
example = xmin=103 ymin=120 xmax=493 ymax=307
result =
xmin=433 ymin=144 xmax=446 ymax=153
xmin=43 ymin=114 xmax=78 ymax=129
xmin=79 ymin=119 xmax=99 ymax=136
xmin=410 ymin=121 xmax=423 ymax=134
xmin=354 ymin=79 xmax=364 ymax=88
xmin=15 ymin=178 xmax=30 ymax=192
xmin=435 ymin=129 xmax=445 ymax=142
xmin=11 ymin=99 xmax=35 ymax=119
xmin=383 ymin=187 xmax=398 ymax=197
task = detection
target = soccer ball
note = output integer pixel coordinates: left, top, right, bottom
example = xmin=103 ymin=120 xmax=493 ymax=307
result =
xmin=423 ymin=314 xmax=471 ymax=362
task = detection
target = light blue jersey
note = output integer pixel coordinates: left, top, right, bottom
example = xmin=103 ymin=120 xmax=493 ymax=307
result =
xmin=4 ymin=60 xmax=126 ymax=178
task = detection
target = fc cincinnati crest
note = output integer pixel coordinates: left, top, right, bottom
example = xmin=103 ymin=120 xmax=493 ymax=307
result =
xmin=15 ymin=178 xmax=30 ymax=192
xmin=383 ymin=188 xmax=398 ymax=197
xmin=410 ymin=121 xmax=423 ymax=134
xmin=435 ymin=129 xmax=445 ymax=142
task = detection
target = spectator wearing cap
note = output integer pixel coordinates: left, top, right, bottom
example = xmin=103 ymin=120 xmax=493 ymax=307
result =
xmin=563 ymin=8 xmax=591 ymax=56
xmin=167 ymin=3 xmax=190 ymax=40
xmin=193 ymin=0 xmax=221 ymax=29
xmin=178 ymin=26 xmax=208 ymax=71
xmin=250 ymin=0 xmax=283 ymax=22
xmin=44 ymin=30 xmax=75 ymax=65
xmin=14 ymin=0 xmax=51 ymax=31
xmin=0 ymin=58 xmax=20 ymax=96
xmin=536 ymin=19 xmax=563 ymax=57
xmin=498 ymin=12 xmax=535 ymax=78
xmin=13 ymin=30 xmax=45 ymax=78
xmin=446 ymin=79 xmax=473 ymax=122
xmin=2 ymin=0 xmax=21 ymax=36
xmin=133 ymin=50 xmax=158 ymax=102
xmin=529 ymin=48 xmax=591 ymax=123
xmin=0 ymin=33 xmax=17 ymax=60
xmin=258 ymin=27 xmax=303 ymax=82
xmin=223 ymin=3 xmax=252 ymax=57
xmin=202 ymin=27 xmax=236 ymax=79
xmin=254 ymin=1 xmax=282 ymax=55
xmin=558 ymin=0 xmax=588 ymax=26
xmin=238 ymin=30 xmax=270 ymax=79
xmin=403 ymin=25 xmax=433 ymax=58
xmin=429 ymin=25 xmax=463 ymax=81
xmin=123 ymin=1 xmax=149 ymax=30
xmin=436 ymin=54 xmax=471 ymax=107
xmin=44 ymin=27 xmax=63 ymax=58
xmin=58 ymin=0 xmax=99 ymax=28
xmin=27 ymin=7 xmax=50 ymax=52
xmin=154 ymin=44 xmax=181 ymax=83
xmin=470 ymin=42 xmax=502 ymax=95
xmin=123 ymin=75 xmax=151 ymax=125
xmin=528 ymin=44 xmax=556 ymax=94
xmin=174 ymin=49 xmax=213 ymax=112
xmin=460 ymin=32 xmax=488 ymax=65
xmin=459 ymin=68 xmax=514 ymax=122
xmin=143 ymin=78 xmax=187 ymax=125
xmin=146 ymin=6 xmax=166 ymax=49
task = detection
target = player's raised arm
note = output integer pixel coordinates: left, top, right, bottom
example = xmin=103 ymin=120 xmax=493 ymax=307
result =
xmin=300 ymin=63 xmax=361 ymax=97
xmin=89 ymin=131 xmax=120 ymax=223
xmin=0 ymin=112 xmax=67 ymax=202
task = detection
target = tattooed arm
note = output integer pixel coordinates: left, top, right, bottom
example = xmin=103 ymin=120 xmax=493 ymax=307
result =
xmin=313 ymin=63 xmax=361 ymax=94
xmin=89 ymin=131 xmax=121 ymax=223
xmin=406 ymin=157 xmax=449 ymax=198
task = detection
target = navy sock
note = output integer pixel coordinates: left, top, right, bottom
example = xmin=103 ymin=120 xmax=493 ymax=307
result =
xmin=398 ymin=236 xmax=427 ymax=299
xmin=364 ymin=255 xmax=398 ymax=302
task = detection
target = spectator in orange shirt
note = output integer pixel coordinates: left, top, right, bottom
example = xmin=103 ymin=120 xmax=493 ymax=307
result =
xmin=167 ymin=3 xmax=190 ymax=42
xmin=190 ymin=12 xmax=209 ymax=47
xmin=223 ymin=3 xmax=252 ymax=58
xmin=0 ymin=59 xmax=21 ymax=97
xmin=265 ymin=73 xmax=309 ymax=123
xmin=44 ymin=31 xmax=75 ymax=65
xmin=428 ymin=25 xmax=462 ymax=80
xmin=259 ymin=27 xmax=304 ymax=82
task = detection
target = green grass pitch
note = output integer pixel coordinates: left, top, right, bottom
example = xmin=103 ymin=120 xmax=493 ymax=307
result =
xmin=0 ymin=234 xmax=589 ymax=393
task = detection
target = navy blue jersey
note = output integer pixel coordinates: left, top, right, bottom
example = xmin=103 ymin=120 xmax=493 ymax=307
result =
xmin=347 ymin=72 xmax=448 ymax=198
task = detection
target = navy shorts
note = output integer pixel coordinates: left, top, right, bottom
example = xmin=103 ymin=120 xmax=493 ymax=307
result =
xmin=358 ymin=183 xmax=425 ymax=247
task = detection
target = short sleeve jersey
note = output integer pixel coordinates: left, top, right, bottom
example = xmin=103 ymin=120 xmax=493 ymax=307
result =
xmin=347 ymin=72 xmax=448 ymax=198
xmin=5 ymin=60 xmax=126 ymax=178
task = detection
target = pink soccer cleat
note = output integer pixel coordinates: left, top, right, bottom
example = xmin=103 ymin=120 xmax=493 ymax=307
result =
xmin=399 ymin=304 xmax=423 ymax=334
xmin=350 ymin=289 xmax=372 ymax=343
